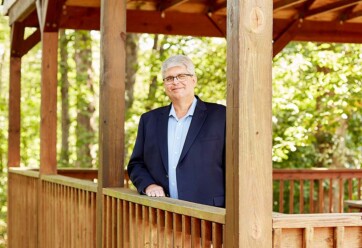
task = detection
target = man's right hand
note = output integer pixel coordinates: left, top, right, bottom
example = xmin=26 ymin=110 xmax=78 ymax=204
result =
xmin=145 ymin=184 xmax=165 ymax=197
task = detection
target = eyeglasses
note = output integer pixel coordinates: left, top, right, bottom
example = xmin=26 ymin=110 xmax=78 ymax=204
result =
xmin=163 ymin=73 xmax=193 ymax=85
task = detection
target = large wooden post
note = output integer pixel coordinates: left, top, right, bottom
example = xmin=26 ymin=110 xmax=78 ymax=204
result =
xmin=226 ymin=0 xmax=273 ymax=247
xmin=8 ymin=56 xmax=21 ymax=167
xmin=97 ymin=0 xmax=126 ymax=247
xmin=40 ymin=32 xmax=58 ymax=174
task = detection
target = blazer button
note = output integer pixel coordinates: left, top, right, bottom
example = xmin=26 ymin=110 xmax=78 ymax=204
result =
xmin=166 ymin=175 xmax=169 ymax=178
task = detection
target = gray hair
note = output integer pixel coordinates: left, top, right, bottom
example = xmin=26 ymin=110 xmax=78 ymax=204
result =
xmin=161 ymin=55 xmax=196 ymax=78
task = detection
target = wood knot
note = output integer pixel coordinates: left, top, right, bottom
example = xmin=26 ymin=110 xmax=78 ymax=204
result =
xmin=250 ymin=7 xmax=264 ymax=33
xmin=120 ymin=32 xmax=126 ymax=42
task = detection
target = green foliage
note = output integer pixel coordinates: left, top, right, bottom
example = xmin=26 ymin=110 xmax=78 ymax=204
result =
xmin=272 ymin=42 xmax=362 ymax=169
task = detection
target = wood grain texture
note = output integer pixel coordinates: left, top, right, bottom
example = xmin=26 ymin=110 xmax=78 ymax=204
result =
xmin=40 ymin=32 xmax=58 ymax=175
xmin=8 ymin=56 xmax=21 ymax=167
xmin=97 ymin=0 xmax=127 ymax=246
xmin=226 ymin=0 xmax=273 ymax=247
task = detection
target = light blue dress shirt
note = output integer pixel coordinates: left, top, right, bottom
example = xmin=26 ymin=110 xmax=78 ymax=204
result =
xmin=167 ymin=97 xmax=197 ymax=199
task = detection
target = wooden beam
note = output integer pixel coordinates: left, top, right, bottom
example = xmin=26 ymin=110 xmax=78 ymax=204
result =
xmin=274 ymin=0 xmax=307 ymax=11
xmin=226 ymin=0 xmax=272 ymax=247
xmin=97 ymin=0 xmax=126 ymax=247
xmin=126 ymin=10 xmax=226 ymax=37
xmin=273 ymin=19 xmax=301 ymax=57
xmin=8 ymin=56 xmax=21 ymax=167
xmin=40 ymin=32 xmax=58 ymax=175
xmin=341 ymin=10 xmax=362 ymax=21
xmin=206 ymin=14 xmax=226 ymax=37
xmin=19 ymin=28 xmax=41 ymax=56
xmin=10 ymin=22 xmax=25 ymax=57
xmin=159 ymin=0 xmax=189 ymax=12
xmin=41 ymin=0 xmax=67 ymax=32
xmin=305 ymin=0 xmax=362 ymax=18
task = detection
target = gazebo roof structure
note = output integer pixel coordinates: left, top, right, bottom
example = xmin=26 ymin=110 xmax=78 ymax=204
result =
xmin=3 ymin=0 xmax=362 ymax=58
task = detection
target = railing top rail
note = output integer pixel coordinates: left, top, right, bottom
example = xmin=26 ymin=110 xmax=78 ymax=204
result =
xmin=273 ymin=213 xmax=362 ymax=228
xmin=273 ymin=168 xmax=362 ymax=180
xmin=41 ymin=174 xmax=97 ymax=192
xmin=103 ymin=187 xmax=226 ymax=224
xmin=9 ymin=167 xmax=40 ymax=178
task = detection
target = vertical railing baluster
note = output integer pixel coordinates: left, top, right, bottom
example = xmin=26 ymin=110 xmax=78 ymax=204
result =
xmin=157 ymin=209 xmax=166 ymax=247
xmin=329 ymin=178 xmax=333 ymax=213
xmin=318 ymin=179 xmax=324 ymax=213
xmin=309 ymin=180 xmax=314 ymax=213
xmin=182 ymin=215 xmax=191 ymax=247
xmin=174 ymin=213 xmax=183 ymax=247
xmin=339 ymin=178 xmax=344 ymax=213
xmin=117 ymin=199 xmax=123 ymax=248
xmin=191 ymin=217 xmax=201 ymax=247
xmin=279 ymin=180 xmax=284 ymax=213
xmin=300 ymin=180 xmax=304 ymax=213
xmin=289 ymin=180 xmax=294 ymax=214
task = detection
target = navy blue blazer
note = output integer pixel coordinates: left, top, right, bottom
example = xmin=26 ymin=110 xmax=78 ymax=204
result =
xmin=127 ymin=97 xmax=226 ymax=207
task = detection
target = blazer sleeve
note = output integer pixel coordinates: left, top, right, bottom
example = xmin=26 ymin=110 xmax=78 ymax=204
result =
xmin=127 ymin=115 xmax=157 ymax=194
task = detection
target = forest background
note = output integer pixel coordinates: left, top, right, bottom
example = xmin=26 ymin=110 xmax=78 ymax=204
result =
xmin=0 ymin=9 xmax=361 ymax=246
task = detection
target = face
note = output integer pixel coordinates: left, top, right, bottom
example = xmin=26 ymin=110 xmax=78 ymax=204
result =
xmin=163 ymin=66 xmax=196 ymax=102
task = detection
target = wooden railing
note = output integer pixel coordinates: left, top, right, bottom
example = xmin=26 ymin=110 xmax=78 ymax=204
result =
xmin=273 ymin=169 xmax=362 ymax=214
xmin=272 ymin=213 xmax=362 ymax=247
xmin=8 ymin=169 xmax=39 ymax=248
xmin=102 ymin=188 xmax=225 ymax=247
xmin=39 ymin=174 xmax=97 ymax=247
xmin=8 ymin=168 xmax=362 ymax=248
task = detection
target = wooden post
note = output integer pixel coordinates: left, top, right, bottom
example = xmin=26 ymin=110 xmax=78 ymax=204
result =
xmin=226 ymin=0 xmax=273 ymax=247
xmin=40 ymin=32 xmax=58 ymax=174
xmin=8 ymin=56 xmax=21 ymax=167
xmin=97 ymin=0 xmax=126 ymax=247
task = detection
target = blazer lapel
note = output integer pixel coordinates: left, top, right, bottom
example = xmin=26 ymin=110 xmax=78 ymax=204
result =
xmin=178 ymin=100 xmax=207 ymax=165
xmin=157 ymin=106 xmax=170 ymax=173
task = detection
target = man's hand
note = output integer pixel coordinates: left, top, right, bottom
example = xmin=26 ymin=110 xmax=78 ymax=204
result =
xmin=145 ymin=184 xmax=165 ymax=197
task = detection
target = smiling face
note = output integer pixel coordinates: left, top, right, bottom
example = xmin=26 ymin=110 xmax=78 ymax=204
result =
xmin=164 ymin=65 xmax=197 ymax=102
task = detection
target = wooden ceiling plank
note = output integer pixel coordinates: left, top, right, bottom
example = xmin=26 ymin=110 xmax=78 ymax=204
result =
xmin=274 ymin=0 xmax=307 ymax=11
xmin=8 ymin=0 xmax=36 ymax=25
xmin=305 ymin=0 xmax=362 ymax=18
xmin=159 ymin=0 xmax=190 ymax=12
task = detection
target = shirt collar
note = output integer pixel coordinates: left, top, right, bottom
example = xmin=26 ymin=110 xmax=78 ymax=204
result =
xmin=169 ymin=97 xmax=198 ymax=120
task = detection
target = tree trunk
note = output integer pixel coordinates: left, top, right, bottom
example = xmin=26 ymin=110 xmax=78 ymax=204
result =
xmin=59 ymin=29 xmax=70 ymax=166
xmin=125 ymin=33 xmax=139 ymax=112
xmin=74 ymin=30 xmax=95 ymax=168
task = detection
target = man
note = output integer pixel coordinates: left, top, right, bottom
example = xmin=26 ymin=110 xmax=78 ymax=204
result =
xmin=127 ymin=55 xmax=225 ymax=207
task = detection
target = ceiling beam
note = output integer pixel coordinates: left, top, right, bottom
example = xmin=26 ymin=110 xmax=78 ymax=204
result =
xmin=341 ymin=10 xmax=362 ymax=21
xmin=158 ymin=0 xmax=189 ymax=12
xmin=273 ymin=0 xmax=307 ymax=11
xmin=273 ymin=19 xmax=301 ymax=57
xmin=305 ymin=0 xmax=362 ymax=18
xmin=210 ymin=1 xmax=227 ymax=13
xmin=274 ymin=19 xmax=362 ymax=43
